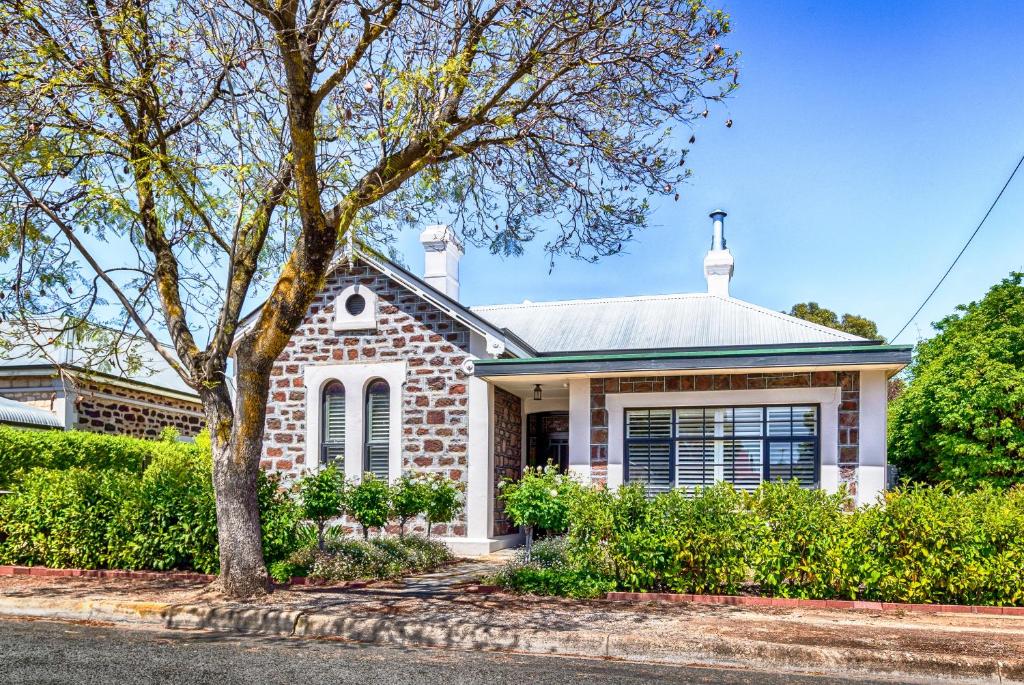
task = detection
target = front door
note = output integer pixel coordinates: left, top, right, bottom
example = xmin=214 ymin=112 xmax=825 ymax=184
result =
xmin=526 ymin=412 xmax=570 ymax=472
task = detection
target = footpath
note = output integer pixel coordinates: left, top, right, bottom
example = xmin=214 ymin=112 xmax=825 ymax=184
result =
xmin=2 ymin=561 xmax=1023 ymax=683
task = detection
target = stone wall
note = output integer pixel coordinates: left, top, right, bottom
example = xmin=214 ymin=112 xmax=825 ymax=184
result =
xmin=0 ymin=374 xmax=60 ymax=412
xmin=590 ymin=370 xmax=860 ymax=496
xmin=492 ymin=386 xmax=523 ymax=536
xmin=73 ymin=379 xmax=204 ymax=439
xmin=0 ymin=373 xmax=204 ymax=439
xmin=262 ymin=259 xmax=473 ymax=537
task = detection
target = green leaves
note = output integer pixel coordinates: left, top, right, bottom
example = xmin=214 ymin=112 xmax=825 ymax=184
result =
xmin=890 ymin=272 xmax=1024 ymax=488
xmin=497 ymin=479 xmax=1024 ymax=606
xmin=346 ymin=473 xmax=391 ymax=540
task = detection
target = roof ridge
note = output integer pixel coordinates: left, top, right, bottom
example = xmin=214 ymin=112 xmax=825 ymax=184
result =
xmin=717 ymin=296 xmax=865 ymax=341
xmin=470 ymin=292 xmax=711 ymax=310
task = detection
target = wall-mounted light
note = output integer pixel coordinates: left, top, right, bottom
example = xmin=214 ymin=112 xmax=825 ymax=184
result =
xmin=533 ymin=384 xmax=543 ymax=401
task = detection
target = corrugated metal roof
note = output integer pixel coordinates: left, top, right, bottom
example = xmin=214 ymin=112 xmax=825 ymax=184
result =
xmin=0 ymin=396 xmax=62 ymax=429
xmin=470 ymin=293 xmax=865 ymax=353
xmin=0 ymin=321 xmax=197 ymax=397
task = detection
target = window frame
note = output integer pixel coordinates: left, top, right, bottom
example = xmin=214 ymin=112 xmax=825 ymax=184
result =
xmin=319 ymin=380 xmax=346 ymax=465
xmin=363 ymin=378 xmax=391 ymax=479
xmin=623 ymin=403 xmax=821 ymax=492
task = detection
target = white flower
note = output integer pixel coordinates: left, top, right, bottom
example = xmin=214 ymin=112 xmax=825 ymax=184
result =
xmin=550 ymin=489 xmax=558 ymax=497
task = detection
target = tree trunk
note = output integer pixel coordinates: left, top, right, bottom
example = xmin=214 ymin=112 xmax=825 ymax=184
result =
xmin=524 ymin=525 xmax=534 ymax=563
xmin=205 ymin=362 xmax=272 ymax=599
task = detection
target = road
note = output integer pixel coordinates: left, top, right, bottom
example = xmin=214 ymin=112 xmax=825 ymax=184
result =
xmin=0 ymin=617 xmax=909 ymax=684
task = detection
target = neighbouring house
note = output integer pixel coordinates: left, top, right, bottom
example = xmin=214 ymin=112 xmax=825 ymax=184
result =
xmin=0 ymin=395 xmax=63 ymax=431
xmin=243 ymin=211 xmax=911 ymax=554
xmin=0 ymin=323 xmax=204 ymax=439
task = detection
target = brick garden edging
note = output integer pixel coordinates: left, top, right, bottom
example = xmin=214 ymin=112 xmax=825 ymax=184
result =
xmin=604 ymin=591 xmax=1024 ymax=616
xmin=0 ymin=565 xmax=215 ymax=582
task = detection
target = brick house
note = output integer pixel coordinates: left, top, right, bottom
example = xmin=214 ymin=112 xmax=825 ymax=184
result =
xmin=246 ymin=212 xmax=911 ymax=554
xmin=0 ymin=324 xmax=204 ymax=439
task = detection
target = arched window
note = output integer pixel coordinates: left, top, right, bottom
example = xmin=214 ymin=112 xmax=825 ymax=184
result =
xmin=364 ymin=379 xmax=390 ymax=479
xmin=320 ymin=381 xmax=345 ymax=464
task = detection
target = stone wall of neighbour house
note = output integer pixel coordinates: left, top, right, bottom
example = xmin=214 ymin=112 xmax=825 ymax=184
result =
xmin=262 ymin=259 xmax=472 ymax=537
xmin=492 ymin=386 xmax=523 ymax=536
xmin=0 ymin=374 xmax=61 ymax=412
xmin=590 ymin=371 xmax=861 ymax=496
xmin=72 ymin=379 xmax=205 ymax=439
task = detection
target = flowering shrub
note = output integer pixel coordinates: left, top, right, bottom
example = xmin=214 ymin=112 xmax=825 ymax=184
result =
xmin=499 ymin=465 xmax=576 ymax=561
xmin=423 ymin=472 xmax=463 ymax=537
xmin=273 ymin=535 xmax=452 ymax=583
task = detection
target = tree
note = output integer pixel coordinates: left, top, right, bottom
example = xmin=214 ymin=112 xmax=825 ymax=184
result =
xmin=346 ymin=474 xmax=390 ymax=541
xmin=297 ymin=465 xmax=346 ymax=551
xmin=389 ymin=473 xmax=430 ymax=538
xmin=423 ymin=473 xmax=462 ymax=538
xmin=499 ymin=465 xmax=574 ymax=561
xmin=0 ymin=0 xmax=738 ymax=597
xmin=889 ymin=273 xmax=1024 ymax=489
xmin=788 ymin=303 xmax=884 ymax=341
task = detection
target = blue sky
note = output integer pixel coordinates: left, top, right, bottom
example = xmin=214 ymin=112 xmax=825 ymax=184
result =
xmin=392 ymin=0 xmax=1024 ymax=344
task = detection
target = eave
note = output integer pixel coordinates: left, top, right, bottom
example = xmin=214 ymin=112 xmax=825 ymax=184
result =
xmin=472 ymin=343 xmax=913 ymax=377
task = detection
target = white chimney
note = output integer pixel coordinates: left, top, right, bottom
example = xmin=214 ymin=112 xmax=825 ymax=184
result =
xmin=420 ymin=224 xmax=464 ymax=300
xmin=703 ymin=210 xmax=734 ymax=298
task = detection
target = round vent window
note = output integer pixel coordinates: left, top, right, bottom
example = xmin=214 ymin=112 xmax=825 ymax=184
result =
xmin=344 ymin=293 xmax=367 ymax=316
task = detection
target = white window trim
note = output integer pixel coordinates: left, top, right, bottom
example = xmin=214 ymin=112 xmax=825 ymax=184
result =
xmin=332 ymin=284 xmax=378 ymax=331
xmin=606 ymin=387 xmax=841 ymax=494
xmin=304 ymin=361 xmax=406 ymax=483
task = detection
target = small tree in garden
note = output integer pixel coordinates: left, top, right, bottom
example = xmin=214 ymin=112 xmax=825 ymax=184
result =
xmin=500 ymin=465 xmax=575 ymax=562
xmin=347 ymin=474 xmax=391 ymax=541
xmin=424 ymin=474 xmax=463 ymax=539
xmin=298 ymin=465 xmax=346 ymax=551
xmin=390 ymin=474 xmax=431 ymax=538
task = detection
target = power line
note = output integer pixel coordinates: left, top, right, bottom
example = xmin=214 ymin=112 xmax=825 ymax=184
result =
xmin=890 ymin=152 xmax=1024 ymax=343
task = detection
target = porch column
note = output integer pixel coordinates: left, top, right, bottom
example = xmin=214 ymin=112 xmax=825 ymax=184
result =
xmin=567 ymin=378 xmax=591 ymax=484
xmin=466 ymin=342 xmax=494 ymax=541
xmin=858 ymin=370 xmax=888 ymax=506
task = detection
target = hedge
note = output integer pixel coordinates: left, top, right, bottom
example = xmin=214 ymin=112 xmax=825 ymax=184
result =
xmin=0 ymin=432 xmax=301 ymax=574
xmin=498 ymin=480 xmax=1024 ymax=606
xmin=0 ymin=425 xmax=193 ymax=489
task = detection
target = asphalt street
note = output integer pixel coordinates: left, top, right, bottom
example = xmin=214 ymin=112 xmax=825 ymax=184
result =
xmin=0 ymin=617 xmax=912 ymax=684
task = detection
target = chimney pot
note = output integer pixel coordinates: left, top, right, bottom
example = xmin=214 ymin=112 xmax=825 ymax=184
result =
xmin=703 ymin=209 xmax=734 ymax=298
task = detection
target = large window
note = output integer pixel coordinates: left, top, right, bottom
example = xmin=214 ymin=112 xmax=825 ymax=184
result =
xmin=320 ymin=381 xmax=346 ymax=464
xmin=625 ymin=405 xmax=819 ymax=494
xmin=364 ymin=379 xmax=390 ymax=479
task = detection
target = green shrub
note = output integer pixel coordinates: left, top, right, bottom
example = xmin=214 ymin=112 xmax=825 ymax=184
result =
xmin=747 ymin=482 xmax=850 ymax=599
xmin=565 ymin=481 xmax=754 ymax=594
xmin=0 ymin=425 xmax=199 ymax=488
xmin=499 ymin=465 xmax=575 ymax=560
xmin=0 ymin=467 xmax=137 ymax=569
xmin=493 ymin=565 xmax=615 ymax=599
xmin=842 ymin=484 xmax=1024 ymax=605
xmin=390 ymin=473 xmax=431 ymax=537
xmin=422 ymin=473 xmax=463 ymax=537
xmin=108 ymin=442 xmax=219 ymax=573
xmin=259 ymin=472 xmax=303 ymax=567
xmin=0 ymin=435 xmax=303 ymax=574
xmin=297 ymin=465 xmax=346 ymax=550
xmin=347 ymin=474 xmax=391 ymax=539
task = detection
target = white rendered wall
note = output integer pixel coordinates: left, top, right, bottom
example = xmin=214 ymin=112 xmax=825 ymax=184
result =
xmin=303 ymin=361 xmax=407 ymax=483
xmin=858 ymin=370 xmax=889 ymax=505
